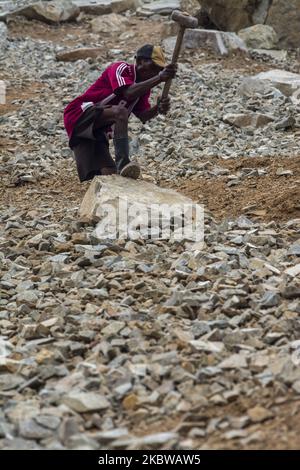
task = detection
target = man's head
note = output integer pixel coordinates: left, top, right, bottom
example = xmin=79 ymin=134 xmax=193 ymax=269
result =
xmin=135 ymin=44 xmax=166 ymax=81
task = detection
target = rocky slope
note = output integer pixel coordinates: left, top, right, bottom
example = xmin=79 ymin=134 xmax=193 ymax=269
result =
xmin=0 ymin=4 xmax=300 ymax=450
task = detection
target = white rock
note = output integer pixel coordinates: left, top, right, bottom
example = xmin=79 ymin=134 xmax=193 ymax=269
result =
xmin=56 ymin=48 xmax=103 ymax=62
xmin=238 ymin=77 xmax=284 ymax=98
xmin=79 ymin=175 xmax=203 ymax=243
xmin=183 ymin=29 xmax=247 ymax=56
xmin=219 ymin=354 xmax=248 ymax=369
xmin=285 ymin=264 xmax=300 ymax=278
xmin=238 ymin=24 xmax=278 ymax=50
xmin=0 ymin=22 xmax=7 ymax=49
xmin=72 ymin=0 xmax=138 ymax=14
xmin=90 ymin=13 xmax=128 ymax=34
xmin=253 ymin=49 xmax=287 ymax=61
xmin=62 ymin=392 xmax=110 ymax=412
xmin=189 ymin=340 xmax=224 ymax=353
xmin=12 ymin=0 xmax=80 ymax=24
xmin=137 ymin=0 xmax=196 ymax=17
xmin=252 ymin=69 xmax=300 ymax=97
xmin=223 ymin=113 xmax=274 ymax=128
xmin=0 ymin=80 xmax=5 ymax=105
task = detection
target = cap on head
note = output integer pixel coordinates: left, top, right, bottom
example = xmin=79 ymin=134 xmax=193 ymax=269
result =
xmin=136 ymin=44 xmax=166 ymax=68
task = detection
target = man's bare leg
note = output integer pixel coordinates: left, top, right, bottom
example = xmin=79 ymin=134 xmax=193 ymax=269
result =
xmin=94 ymin=105 xmax=140 ymax=179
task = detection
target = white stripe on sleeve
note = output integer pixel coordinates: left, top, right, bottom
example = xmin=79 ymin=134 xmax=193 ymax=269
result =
xmin=116 ymin=63 xmax=127 ymax=87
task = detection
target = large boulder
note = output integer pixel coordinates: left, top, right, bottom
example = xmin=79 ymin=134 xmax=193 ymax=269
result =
xmin=223 ymin=112 xmax=274 ymax=128
xmin=56 ymin=47 xmax=103 ymax=62
xmin=183 ymin=28 xmax=247 ymax=55
xmin=199 ymin=0 xmax=300 ymax=50
xmin=266 ymin=0 xmax=300 ymax=49
xmin=137 ymin=0 xmax=199 ymax=17
xmin=238 ymin=24 xmax=278 ymax=50
xmin=72 ymin=0 xmax=138 ymax=14
xmin=251 ymin=70 xmax=300 ymax=97
xmin=200 ymin=0 xmax=271 ymax=32
xmin=79 ymin=176 xmax=203 ymax=243
xmin=11 ymin=0 xmax=80 ymax=23
xmin=90 ymin=13 xmax=128 ymax=34
xmin=238 ymin=77 xmax=284 ymax=99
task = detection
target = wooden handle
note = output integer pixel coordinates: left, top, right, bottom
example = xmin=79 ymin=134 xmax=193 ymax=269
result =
xmin=161 ymin=26 xmax=185 ymax=100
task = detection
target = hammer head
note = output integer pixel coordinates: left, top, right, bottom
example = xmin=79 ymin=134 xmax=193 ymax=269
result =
xmin=171 ymin=10 xmax=198 ymax=29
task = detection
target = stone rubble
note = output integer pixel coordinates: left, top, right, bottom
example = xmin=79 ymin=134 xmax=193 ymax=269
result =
xmin=0 ymin=2 xmax=300 ymax=451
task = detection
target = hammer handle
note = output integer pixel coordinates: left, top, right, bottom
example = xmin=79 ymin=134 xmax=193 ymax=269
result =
xmin=161 ymin=26 xmax=185 ymax=100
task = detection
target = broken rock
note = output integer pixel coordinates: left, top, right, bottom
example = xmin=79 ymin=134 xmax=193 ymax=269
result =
xmin=238 ymin=24 xmax=278 ymax=50
xmin=252 ymin=70 xmax=300 ymax=97
xmin=0 ymin=22 xmax=7 ymax=49
xmin=137 ymin=0 xmax=198 ymax=17
xmin=56 ymin=48 xmax=103 ymax=62
xmin=62 ymin=392 xmax=110 ymax=413
xmin=223 ymin=113 xmax=274 ymax=129
xmin=72 ymin=0 xmax=137 ymax=15
xmin=11 ymin=0 xmax=80 ymax=24
xmin=247 ymin=406 xmax=273 ymax=423
xmin=183 ymin=29 xmax=247 ymax=56
xmin=90 ymin=13 xmax=128 ymax=34
xmin=266 ymin=0 xmax=300 ymax=49
xmin=79 ymin=175 xmax=203 ymax=242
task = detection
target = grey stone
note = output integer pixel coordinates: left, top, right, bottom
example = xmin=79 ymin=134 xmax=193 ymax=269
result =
xmin=238 ymin=25 xmax=278 ymax=50
xmin=266 ymin=0 xmax=300 ymax=49
xmin=275 ymin=116 xmax=296 ymax=131
xmin=19 ymin=419 xmax=53 ymax=440
xmin=79 ymin=175 xmax=202 ymax=242
xmin=90 ymin=13 xmax=128 ymax=34
xmin=223 ymin=113 xmax=274 ymax=129
xmin=252 ymin=49 xmax=287 ymax=61
xmin=12 ymin=0 xmax=80 ymax=23
xmin=56 ymin=48 xmax=103 ymax=62
xmin=219 ymin=354 xmax=248 ymax=369
xmin=72 ymin=0 xmax=137 ymax=14
xmin=200 ymin=0 xmax=270 ymax=31
xmin=252 ymin=70 xmax=300 ymax=97
xmin=62 ymin=392 xmax=110 ymax=412
xmin=137 ymin=0 xmax=192 ymax=17
xmin=189 ymin=340 xmax=224 ymax=353
xmin=183 ymin=29 xmax=247 ymax=56
xmin=0 ymin=22 xmax=7 ymax=49
xmin=260 ymin=292 xmax=280 ymax=308
xmin=35 ymin=415 xmax=61 ymax=430
xmin=285 ymin=264 xmax=300 ymax=278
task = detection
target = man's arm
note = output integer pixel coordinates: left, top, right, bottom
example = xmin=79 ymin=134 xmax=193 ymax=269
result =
xmin=136 ymin=104 xmax=159 ymax=124
xmin=136 ymin=97 xmax=171 ymax=123
xmin=122 ymin=64 xmax=177 ymax=101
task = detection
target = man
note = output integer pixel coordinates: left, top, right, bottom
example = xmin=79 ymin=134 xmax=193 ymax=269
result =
xmin=64 ymin=44 xmax=177 ymax=182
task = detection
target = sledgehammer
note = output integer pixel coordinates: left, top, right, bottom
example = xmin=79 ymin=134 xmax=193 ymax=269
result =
xmin=161 ymin=10 xmax=198 ymax=100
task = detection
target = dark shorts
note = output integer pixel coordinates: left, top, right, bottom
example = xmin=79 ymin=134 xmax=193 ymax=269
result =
xmin=70 ymin=106 xmax=116 ymax=182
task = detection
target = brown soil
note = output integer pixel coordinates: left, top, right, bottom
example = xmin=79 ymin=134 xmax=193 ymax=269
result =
xmin=134 ymin=395 xmax=300 ymax=450
xmin=0 ymin=81 xmax=45 ymax=115
xmin=0 ymin=159 xmax=87 ymax=223
xmin=163 ymin=156 xmax=300 ymax=222
xmin=8 ymin=16 xmax=165 ymax=53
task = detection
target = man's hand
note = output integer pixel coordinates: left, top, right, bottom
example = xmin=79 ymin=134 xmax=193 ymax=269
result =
xmin=158 ymin=64 xmax=177 ymax=82
xmin=157 ymin=96 xmax=171 ymax=115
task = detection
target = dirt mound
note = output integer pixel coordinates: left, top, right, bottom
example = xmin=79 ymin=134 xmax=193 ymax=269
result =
xmin=167 ymin=156 xmax=300 ymax=222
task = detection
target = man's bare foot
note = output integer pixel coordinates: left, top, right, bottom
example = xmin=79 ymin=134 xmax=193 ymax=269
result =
xmin=120 ymin=162 xmax=140 ymax=179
